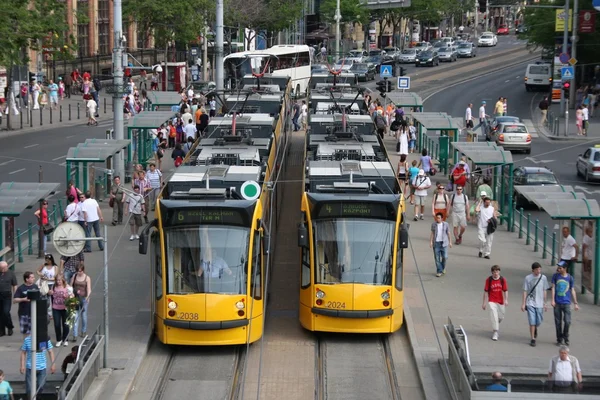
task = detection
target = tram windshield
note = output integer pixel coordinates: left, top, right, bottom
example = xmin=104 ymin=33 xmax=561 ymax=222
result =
xmin=165 ymin=225 xmax=250 ymax=294
xmin=314 ymin=218 xmax=394 ymax=285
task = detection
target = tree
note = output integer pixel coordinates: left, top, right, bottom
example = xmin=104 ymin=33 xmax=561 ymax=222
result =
xmin=319 ymin=0 xmax=370 ymax=25
xmin=0 ymin=0 xmax=72 ymax=129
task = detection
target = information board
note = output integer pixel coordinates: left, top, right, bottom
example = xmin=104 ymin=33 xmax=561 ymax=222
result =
xmin=165 ymin=208 xmax=250 ymax=226
xmin=315 ymin=202 xmax=396 ymax=220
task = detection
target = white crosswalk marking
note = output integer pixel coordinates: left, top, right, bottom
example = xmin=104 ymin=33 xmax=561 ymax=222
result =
xmin=521 ymin=119 xmax=539 ymax=138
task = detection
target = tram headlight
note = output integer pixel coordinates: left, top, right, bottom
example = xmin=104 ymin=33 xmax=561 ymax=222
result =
xmin=380 ymin=291 xmax=390 ymax=300
xmin=168 ymin=300 xmax=178 ymax=310
xmin=315 ymin=289 xmax=325 ymax=299
xmin=235 ymin=301 xmax=245 ymax=310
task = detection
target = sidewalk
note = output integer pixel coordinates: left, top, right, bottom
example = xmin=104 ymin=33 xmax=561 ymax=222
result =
xmin=536 ymin=106 xmax=600 ymax=140
xmin=381 ymin=136 xmax=600 ymax=384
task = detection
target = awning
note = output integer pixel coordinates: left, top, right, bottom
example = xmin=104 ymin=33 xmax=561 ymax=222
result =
xmin=66 ymin=139 xmax=130 ymax=162
xmin=129 ymin=111 xmax=177 ymax=129
xmin=0 ymin=182 xmax=61 ymax=216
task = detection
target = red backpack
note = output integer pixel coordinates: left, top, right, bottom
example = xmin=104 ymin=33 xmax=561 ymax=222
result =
xmin=174 ymin=156 xmax=183 ymax=167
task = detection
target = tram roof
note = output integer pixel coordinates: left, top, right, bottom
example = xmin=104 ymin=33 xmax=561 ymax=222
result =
xmin=145 ymin=92 xmax=182 ymax=106
xmin=308 ymin=160 xmax=395 ymax=178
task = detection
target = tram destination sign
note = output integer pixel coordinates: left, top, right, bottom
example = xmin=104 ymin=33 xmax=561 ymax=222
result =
xmin=165 ymin=208 xmax=250 ymax=226
xmin=315 ymin=202 xmax=396 ymax=220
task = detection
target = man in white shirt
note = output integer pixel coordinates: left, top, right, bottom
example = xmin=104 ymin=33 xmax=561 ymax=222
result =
xmin=475 ymin=196 xmax=495 ymax=259
xmin=464 ymin=103 xmax=473 ymax=130
xmin=181 ymin=110 xmax=193 ymax=127
xmin=183 ymin=118 xmax=197 ymax=140
xmin=64 ymin=195 xmax=79 ymax=223
xmin=473 ymin=100 xmax=489 ymax=136
xmin=548 ymin=346 xmax=582 ymax=392
xmin=560 ymin=226 xmax=579 ymax=276
xmin=81 ymin=191 xmax=104 ymax=252
xmin=412 ymin=169 xmax=431 ymax=221
xmin=582 ymin=104 xmax=589 ymax=135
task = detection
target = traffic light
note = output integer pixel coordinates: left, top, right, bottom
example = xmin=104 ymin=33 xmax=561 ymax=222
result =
xmin=562 ymin=81 xmax=571 ymax=99
xmin=376 ymin=80 xmax=387 ymax=97
xmin=399 ymin=67 xmax=406 ymax=77
xmin=386 ymin=79 xmax=393 ymax=92
xmin=478 ymin=0 xmax=486 ymax=13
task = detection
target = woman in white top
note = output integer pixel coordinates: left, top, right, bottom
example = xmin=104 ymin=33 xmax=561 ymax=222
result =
xmin=32 ymin=81 xmax=41 ymax=110
xmin=86 ymin=98 xmax=98 ymax=125
xmin=397 ymin=127 xmax=409 ymax=156
xmin=64 ymin=195 xmax=79 ymax=222
xmin=397 ymin=154 xmax=409 ymax=195
xmin=37 ymin=253 xmax=58 ymax=288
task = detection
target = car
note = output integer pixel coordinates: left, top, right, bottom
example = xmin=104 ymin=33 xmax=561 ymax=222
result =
xmin=457 ymin=42 xmax=477 ymax=58
xmin=363 ymin=55 xmax=396 ymax=74
xmin=524 ymin=63 xmax=552 ymax=92
xmin=576 ymin=145 xmax=600 ymax=181
xmin=433 ymin=41 xmax=448 ymax=49
xmin=494 ymin=122 xmax=532 ymax=153
xmin=478 ymin=33 xmax=497 ymax=47
xmin=441 ymin=37 xmax=455 ymax=47
xmin=398 ymin=48 xmax=417 ymax=63
xmin=369 ymin=49 xmax=386 ymax=57
xmin=457 ymin=33 xmax=472 ymax=42
xmin=438 ymin=46 xmax=458 ymax=62
xmin=333 ymin=58 xmax=354 ymax=71
xmin=513 ymin=167 xmax=559 ymax=208
xmin=516 ymin=25 xmax=528 ymax=34
xmin=496 ymin=24 xmax=509 ymax=35
xmin=311 ymin=64 xmax=329 ymax=74
xmin=346 ymin=50 xmax=368 ymax=63
xmin=383 ymin=46 xmax=402 ymax=60
xmin=413 ymin=41 xmax=432 ymax=53
xmin=487 ymin=116 xmax=521 ymax=140
xmin=349 ymin=62 xmax=375 ymax=81
xmin=415 ymin=50 xmax=439 ymax=67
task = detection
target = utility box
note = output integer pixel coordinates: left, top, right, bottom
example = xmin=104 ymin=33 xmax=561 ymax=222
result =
xmin=439 ymin=134 xmax=449 ymax=174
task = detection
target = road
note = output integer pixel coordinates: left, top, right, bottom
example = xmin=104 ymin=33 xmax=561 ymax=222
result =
xmin=425 ymin=60 xmax=600 ymax=241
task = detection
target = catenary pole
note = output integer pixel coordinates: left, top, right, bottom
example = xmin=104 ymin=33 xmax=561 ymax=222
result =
xmin=560 ymin=0 xmax=570 ymax=115
xmin=215 ymin=0 xmax=224 ymax=90
xmin=569 ymin=0 xmax=578 ymax=104
xmin=335 ymin=0 xmax=341 ymax=60
xmin=112 ymin=0 xmax=125 ymax=179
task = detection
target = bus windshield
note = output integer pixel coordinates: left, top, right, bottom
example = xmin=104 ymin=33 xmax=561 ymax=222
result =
xmin=165 ymin=226 xmax=250 ymax=295
xmin=314 ymin=219 xmax=395 ymax=285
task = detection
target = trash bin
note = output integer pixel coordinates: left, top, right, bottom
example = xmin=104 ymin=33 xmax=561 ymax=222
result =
xmin=466 ymin=130 xmax=478 ymax=142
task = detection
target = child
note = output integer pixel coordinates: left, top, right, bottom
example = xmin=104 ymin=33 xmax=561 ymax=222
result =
xmin=0 ymin=370 xmax=14 ymax=400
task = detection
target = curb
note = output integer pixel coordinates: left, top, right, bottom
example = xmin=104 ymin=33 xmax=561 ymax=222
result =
xmin=111 ymin=324 xmax=154 ymax=400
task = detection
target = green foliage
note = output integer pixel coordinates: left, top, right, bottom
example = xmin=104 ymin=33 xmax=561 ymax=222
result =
xmin=319 ymin=0 xmax=370 ymax=25
xmin=224 ymin=0 xmax=303 ymax=32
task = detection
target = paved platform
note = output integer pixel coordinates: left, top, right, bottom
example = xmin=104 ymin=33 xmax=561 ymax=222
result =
xmin=381 ymin=136 xmax=600 ymax=395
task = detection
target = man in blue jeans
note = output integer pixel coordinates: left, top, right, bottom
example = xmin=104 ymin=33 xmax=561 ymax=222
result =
xmin=430 ymin=212 xmax=452 ymax=277
xmin=551 ymin=261 xmax=579 ymax=346
xmin=81 ymin=191 xmax=104 ymax=252
xmin=20 ymin=335 xmax=55 ymax=398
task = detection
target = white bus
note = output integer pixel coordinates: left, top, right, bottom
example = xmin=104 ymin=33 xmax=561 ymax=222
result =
xmin=224 ymin=45 xmax=311 ymax=97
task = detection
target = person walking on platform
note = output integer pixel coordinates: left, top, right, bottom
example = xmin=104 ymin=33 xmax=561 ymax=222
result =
xmin=430 ymin=212 xmax=452 ymax=277
xmin=475 ymin=196 xmax=497 ymax=259
xmin=110 ymin=176 xmax=125 ymax=226
xmin=449 ymin=185 xmax=469 ymax=244
xmin=559 ymin=226 xmax=578 ymax=276
xmin=0 ymin=262 xmax=17 ymax=337
xmin=551 ymin=261 xmax=579 ymax=346
xmin=81 ymin=191 xmax=104 ymax=252
xmin=548 ymin=346 xmax=583 ymax=393
xmin=482 ymin=265 xmax=508 ymax=341
xmin=521 ymin=262 xmax=550 ymax=347
xmin=412 ymin=169 xmax=431 ymax=221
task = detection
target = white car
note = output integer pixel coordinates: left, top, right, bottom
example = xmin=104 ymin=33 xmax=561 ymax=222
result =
xmin=478 ymin=33 xmax=497 ymax=47
xmin=345 ymin=50 xmax=368 ymax=63
xmin=333 ymin=58 xmax=354 ymax=71
xmin=413 ymin=42 xmax=432 ymax=53
xmin=399 ymin=49 xmax=417 ymax=63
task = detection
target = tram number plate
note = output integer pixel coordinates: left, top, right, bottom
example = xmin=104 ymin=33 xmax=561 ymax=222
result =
xmin=325 ymin=301 xmax=346 ymax=309
xmin=178 ymin=312 xmax=199 ymax=320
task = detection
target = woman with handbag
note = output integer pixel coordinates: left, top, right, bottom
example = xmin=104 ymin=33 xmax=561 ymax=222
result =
xmin=71 ymin=263 xmax=91 ymax=341
xmin=48 ymin=275 xmax=72 ymax=347
xmin=34 ymin=200 xmax=51 ymax=253
xmin=37 ymin=253 xmax=58 ymax=319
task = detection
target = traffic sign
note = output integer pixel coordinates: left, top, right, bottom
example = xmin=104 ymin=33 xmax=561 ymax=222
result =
xmin=380 ymin=65 xmax=393 ymax=79
xmin=561 ymin=66 xmax=574 ymax=80
xmin=240 ymin=181 xmax=261 ymax=200
xmin=559 ymin=53 xmax=570 ymax=64
xmin=569 ymin=57 xmax=578 ymax=66
xmin=397 ymin=76 xmax=410 ymax=90
xmin=594 ymin=0 xmax=600 ymax=11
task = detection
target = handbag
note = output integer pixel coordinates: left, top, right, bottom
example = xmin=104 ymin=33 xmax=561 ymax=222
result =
xmin=42 ymin=223 xmax=55 ymax=235
xmin=36 ymin=279 xmax=50 ymax=296
xmin=109 ymin=197 xmax=115 ymax=208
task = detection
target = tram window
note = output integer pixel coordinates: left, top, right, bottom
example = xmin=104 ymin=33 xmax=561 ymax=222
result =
xmin=395 ymin=249 xmax=403 ymax=291
xmin=152 ymin=232 xmax=162 ymax=300
xmin=301 ymin=246 xmax=310 ymax=288
xmin=251 ymin=232 xmax=262 ymax=300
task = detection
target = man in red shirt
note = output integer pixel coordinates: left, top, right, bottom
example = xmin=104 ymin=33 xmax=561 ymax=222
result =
xmin=482 ymin=265 xmax=508 ymax=341
xmin=71 ymin=69 xmax=80 ymax=82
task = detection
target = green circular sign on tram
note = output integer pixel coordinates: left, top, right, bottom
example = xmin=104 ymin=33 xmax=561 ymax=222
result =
xmin=240 ymin=181 xmax=261 ymax=200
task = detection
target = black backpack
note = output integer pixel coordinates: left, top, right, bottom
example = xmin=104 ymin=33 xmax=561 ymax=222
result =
xmin=93 ymin=78 xmax=101 ymax=91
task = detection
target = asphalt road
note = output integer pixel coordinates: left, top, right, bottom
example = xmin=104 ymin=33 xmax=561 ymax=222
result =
xmin=424 ymin=60 xmax=600 ymax=240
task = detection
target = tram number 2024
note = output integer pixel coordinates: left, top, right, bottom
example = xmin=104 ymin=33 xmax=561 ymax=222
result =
xmin=178 ymin=312 xmax=199 ymax=320
xmin=325 ymin=301 xmax=346 ymax=309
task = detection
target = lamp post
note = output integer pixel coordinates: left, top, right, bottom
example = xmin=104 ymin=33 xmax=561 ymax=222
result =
xmin=112 ymin=0 xmax=125 ymax=180
xmin=335 ymin=0 xmax=342 ymax=60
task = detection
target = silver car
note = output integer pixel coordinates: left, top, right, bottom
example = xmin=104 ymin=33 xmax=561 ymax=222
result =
xmin=495 ymin=122 xmax=531 ymax=153
xmin=413 ymin=42 xmax=432 ymax=53
xmin=438 ymin=47 xmax=458 ymax=62
xmin=398 ymin=49 xmax=417 ymax=63
xmin=457 ymin=43 xmax=477 ymax=58
xmin=576 ymin=146 xmax=600 ymax=181
xmin=346 ymin=50 xmax=368 ymax=63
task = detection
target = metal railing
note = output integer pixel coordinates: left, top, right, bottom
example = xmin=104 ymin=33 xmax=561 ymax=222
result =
xmin=547 ymin=109 xmax=560 ymax=136
xmin=512 ymin=206 xmax=559 ymax=265
xmin=15 ymin=200 xmax=62 ymax=263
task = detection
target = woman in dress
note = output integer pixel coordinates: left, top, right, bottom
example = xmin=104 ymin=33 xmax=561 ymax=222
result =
xmin=397 ymin=127 xmax=409 ymax=156
xmin=32 ymin=80 xmax=41 ymax=110
xmin=576 ymin=106 xmax=584 ymax=135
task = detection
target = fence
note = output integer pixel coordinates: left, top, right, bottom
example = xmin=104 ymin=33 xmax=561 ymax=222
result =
xmin=546 ymin=109 xmax=560 ymax=136
xmin=512 ymin=207 xmax=560 ymax=265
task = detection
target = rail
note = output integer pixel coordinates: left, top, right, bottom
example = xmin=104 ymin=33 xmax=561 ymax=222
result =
xmin=511 ymin=206 xmax=560 ymax=266
xmin=15 ymin=199 xmax=62 ymax=263
xmin=546 ymin=109 xmax=560 ymax=136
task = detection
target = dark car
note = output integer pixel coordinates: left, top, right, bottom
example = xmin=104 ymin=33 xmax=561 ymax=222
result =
xmin=415 ymin=50 xmax=439 ymax=67
xmin=486 ymin=116 xmax=521 ymax=140
xmin=516 ymin=25 xmax=528 ymax=34
xmin=513 ymin=166 xmax=559 ymax=208
xmin=364 ymin=55 xmax=396 ymax=74
xmin=349 ymin=62 xmax=376 ymax=81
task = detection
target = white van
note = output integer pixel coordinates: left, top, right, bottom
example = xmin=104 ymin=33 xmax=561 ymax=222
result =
xmin=524 ymin=63 xmax=552 ymax=91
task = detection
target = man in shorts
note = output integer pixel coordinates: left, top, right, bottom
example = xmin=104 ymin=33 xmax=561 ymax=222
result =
xmin=521 ymin=262 xmax=550 ymax=347
xmin=412 ymin=169 xmax=431 ymax=221
xmin=126 ymin=185 xmax=145 ymax=241
xmin=449 ymin=185 xmax=469 ymax=244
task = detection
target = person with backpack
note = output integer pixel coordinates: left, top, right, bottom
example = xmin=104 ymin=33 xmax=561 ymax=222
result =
xmin=430 ymin=212 xmax=452 ymax=277
xmin=412 ymin=169 xmax=431 ymax=221
xmin=374 ymin=110 xmax=387 ymax=139
xmin=551 ymin=260 xmax=579 ymax=346
xmin=482 ymin=265 xmax=508 ymax=341
xmin=451 ymin=161 xmax=468 ymax=189
xmin=449 ymin=185 xmax=469 ymax=244
xmin=521 ymin=262 xmax=550 ymax=347
xmin=431 ymin=183 xmax=450 ymax=221
xmin=172 ymin=144 xmax=186 ymax=168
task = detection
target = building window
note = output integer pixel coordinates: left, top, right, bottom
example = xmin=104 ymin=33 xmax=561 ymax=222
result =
xmin=77 ymin=0 xmax=89 ymax=57
xmin=98 ymin=0 xmax=110 ymax=54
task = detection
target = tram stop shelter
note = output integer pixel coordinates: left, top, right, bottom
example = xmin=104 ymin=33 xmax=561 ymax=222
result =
xmin=386 ymin=92 xmax=423 ymax=112
xmin=145 ymin=91 xmax=182 ymax=111
xmin=66 ymin=139 xmax=130 ymax=199
xmin=452 ymin=142 xmax=514 ymax=226
xmin=514 ymin=185 xmax=600 ymax=305
xmin=410 ymin=112 xmax=460 ymax=174
xmin=0 ymin=182 xmax=60 ymax=268
xmin=127 ymin=111 xmax=177 ymax=167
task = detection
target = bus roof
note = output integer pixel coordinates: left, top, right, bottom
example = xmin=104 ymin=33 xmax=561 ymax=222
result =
xmin=224 ymin=45 xmax=311 ymax=60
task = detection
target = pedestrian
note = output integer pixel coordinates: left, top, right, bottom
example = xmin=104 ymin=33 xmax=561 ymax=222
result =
xmin=418 ymin=148 xmax=433 ymax=175
xmin=475 ymin=196 xmax=497 ymax=259
xmin=551 ymin=260 xmax=579 ymax=346
xmin=48 ymin=275 xmax=71 ymax=347
xmin=449 ymin=185 xmax=469 ymax=244
xmin=209 ymin=97 xmax=217 ymax=118
xmin=47 ymin=79 xmax=59 ymax=110
xmin=576 ymin=106 xmax=583 ymax=135
xmin=408 ymin=160 xmax=419 ymax=205
xmin=63 ymin=195 xmax=79 ymax=223
xmin=20 ymin=334 xmax=56 ymax=398
xmin=521 ymin=262 xmax=550 ymax=347
xmin=397 ymin=154 xmax=409 ymax=195
xmin=430 ymin=212 xmax=452 ymax=277
xmin=502 ymin=97 xmax=507 ymax=116
xmin=13 ymin=271 xmax=38 ymax=335
xmin=33 ymin=200 xmax=50 ymax=254
xmin=0 ymin=262 xmax=17 ymax=337
xmin=183 ymin=118 xmax=197 ymax=141
xmin=431 ymin=183 xmax=450 ymax=221
xmin=70 ymin=263 xmax=91 ymax=341
xmin=301 ymin=100 xmax=308 ymax=130
xmin=61 ymin=346 xmax=78 ymax=377
xmin=374 ymin=110 xmax=387 ymax=139
xmin=81 ymin=191 xmax=104 ymax=252
xmin=582 ymin=223 xmax=593 ymax=286
xmin=292 ymin=101 xmax=300 ymax=131
xmin=482 ymin=265 xmax=508 ymax=341
xmin=539 ymin=96 xmax=549 ymax=125
xmin=134 ymin=170 xmax=152 ymax=223
xmin=396 ymin=127 xmax=409 ymax=156
xmin=146 ymin=163 xmax=162 ymax=211
xmin=0 ymin=369 xmax=15 ymax=400
xmin=450 ymin=160 xmax=468 ymax=191
xmin=126 ymin=185 xmax=146 ymax=241
xmin=31 ymin=80 xmax=41 ymax=110
xmin=172 ymin=143 xmax=186 ymax=167
xmin=408 ymin=123 xmax=417 ymax=153
xmin=63 ymin=74 xmax=72 ymax=98
xmin=559 ymin=226 xmax=578 ymax=276
xmin=493 ymin=97 xmax=504 ymax=117
xmin=110 ymin=176 xmax=125 ymax=226
xmin=412 ymin=169 xmax=431 ymax=221
xmin=465 ymin=103 xmax=474 ymax=132
xmin=76 ymin=193 xmax=86 ymax=229
xmin=36 ymin=253 xmax=57 ymax=293
xmin=86 ymin=96 xmax=98 ymax=126
xmin=485 ymin=371 xmax=507 ymax=392
xmin=582 ymin=104 xmax=589 ymax=136
xmin=59 ymin=252 xmax=84 ymax=286
xmin=58 ymin=78 xmax=65 ymax=100
xmin=473 ymin=101 xmax=489 ymax=136
xmin=548 ymin=345 xmax=582 ymax=392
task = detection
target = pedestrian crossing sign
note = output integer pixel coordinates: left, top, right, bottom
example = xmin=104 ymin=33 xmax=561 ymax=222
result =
xmin=380 ymin=65 xmax=393 ymax=79
xmin=561 ymin=66 xmax=574 ymax=80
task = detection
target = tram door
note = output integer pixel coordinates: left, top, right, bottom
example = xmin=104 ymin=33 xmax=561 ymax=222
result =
xmin=150 ymin=232 xmax=164 ymax=339
xmin=249 ymin=231 xmax=264 ymax=320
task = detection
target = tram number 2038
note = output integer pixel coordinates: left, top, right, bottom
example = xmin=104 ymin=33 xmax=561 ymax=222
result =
xmin=178 ymin=312 xmax=199 ymax=320
xmin=326 ymin=302 xmax=346 ymax=309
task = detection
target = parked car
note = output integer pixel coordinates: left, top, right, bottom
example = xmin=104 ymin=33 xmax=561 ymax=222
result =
xmin=333 ymin=58 xmax=354 ymax=71
xmin=399 ymin=48 xmax=417 ymax=63
xmin=496 ymin=24 xmax=509 ymax=35
xmin=415 ymin=50 xmax=439 ymax=67
xmin=345 ymin=50 xmax=368 ymax=63
xmin=413 ymin=41 xmax=432 ymax=53
xmin=438 ymin=46 xmax=458 ymax=62
xmin=383 ymin=46 xmax=402 ymax=60
xmin=349 ymin=63 xmax=376 ymax=81
xmin=457 ymin=42 xmax=477 ymax=58
xmin=513 ymin=166 xmax=559 ymax=208
xmin=576 ymin=145 xmax=600 ymax=182
xmin=369 ymin=49 xmax=386 ymax=57
xmin=432 ymin=41 xmax=447 ymax=49
xmin=494 ymin=122 xmax=531 ymax=153
xmin=478 ymin=33 xmax=497 ymax=47
xmin=363 ymin=55 xmax=396 ymax=74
